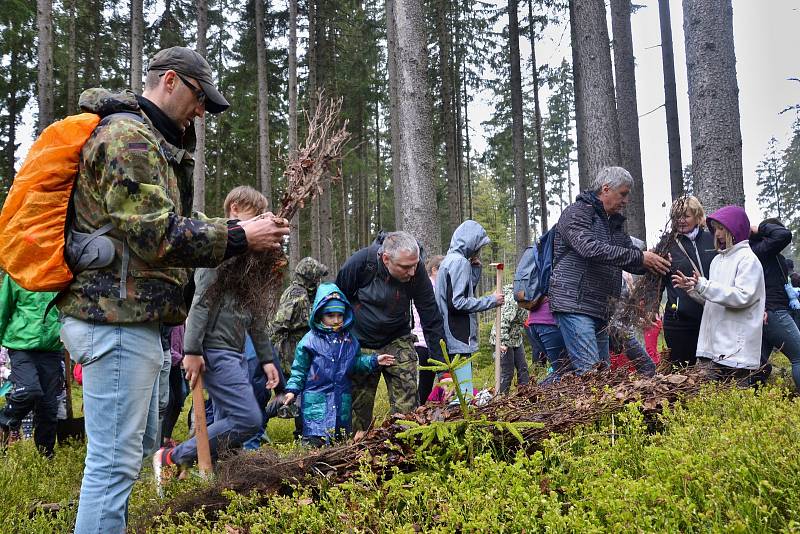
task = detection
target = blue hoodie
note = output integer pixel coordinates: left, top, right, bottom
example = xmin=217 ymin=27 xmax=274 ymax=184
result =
xmin=285 ymin=282 xmax=378 ymax=439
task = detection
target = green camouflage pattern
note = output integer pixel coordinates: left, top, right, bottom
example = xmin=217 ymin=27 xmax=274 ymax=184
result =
xmin=350 ymin=335 xmax=418 ymax=432
xmin=56 ymin=88 xmax=229 ymax=324
xmin=270 ymin=257 xmax=327 ymax=377
xmin=490 ymin=284 xmax=528 ymax=348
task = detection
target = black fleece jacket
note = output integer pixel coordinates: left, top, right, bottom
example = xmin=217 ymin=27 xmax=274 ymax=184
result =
xmin=750 ymin=221 xmax=793 ymax=311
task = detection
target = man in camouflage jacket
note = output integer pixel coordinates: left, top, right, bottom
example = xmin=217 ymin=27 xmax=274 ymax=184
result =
xmin=57 ymin=47 xmax=289 ymax=534
xmin=271 ymin=257 xmax=328 ymax=379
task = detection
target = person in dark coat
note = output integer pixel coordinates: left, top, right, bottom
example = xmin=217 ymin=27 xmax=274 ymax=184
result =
xmin=548 ymin=166 xmax=670 ymax=374
xmin=750 ymin=219 xmax=800 ymax=389
xmin=659 ymin=196 xmax=717 ymax=367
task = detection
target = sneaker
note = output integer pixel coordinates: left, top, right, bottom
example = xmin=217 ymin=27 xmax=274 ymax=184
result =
xmin=152 ymin=447 xmax=173 ymax=497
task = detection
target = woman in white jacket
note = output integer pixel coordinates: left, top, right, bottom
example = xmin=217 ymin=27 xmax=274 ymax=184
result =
xmin=672 ymin=205 xmax=765 ymax=384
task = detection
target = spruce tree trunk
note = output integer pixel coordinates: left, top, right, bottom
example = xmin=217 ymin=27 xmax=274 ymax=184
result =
xmin=610 ymin=0 xmax=646 ymax=241
xmin=288 ymin=0 xmax=301 ymax=270
xmin=570 ymin=0 xmax=620 ymax=190
xmin=308 ymin=0 xmax=321 ymax=259
xmin=374 ymin=97 xmax=383 ymax=230
xmin=659 ymin=0 xmax=683 ymax=199
xmin=255 ymin=0 xmax=272 ymax=210
xmin=131 ymin=0 xmax=144 ymax=92
xmin=386 ymin=0 xmax=403 ymax=230
xmin=387 ymin=0 xmax=441 ymax=255
xmin=36 ymin=0 xmax=54 ymax=133
xmin=193 ymin=0 xmax=208 ymax=213
xmin=528 ymin=0 xmax=547 ymax=233
xmin=438 ymin=0 xmax=461 ymax=236
xmin=509 ymin=0 xmax=530 ymax=256
xmin=67 ymin=0 xmax=77 ymax=113
xmin=683 ymin=0 xmax=744 ymax=211
xmin=569 ymin=0 xmax=588 ymax=191
xmin=316 ymin=0 xmax=333 ymax=270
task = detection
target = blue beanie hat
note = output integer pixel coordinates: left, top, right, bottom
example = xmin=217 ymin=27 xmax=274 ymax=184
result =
xmin=320 ymin=298 xmax=346 ymax=316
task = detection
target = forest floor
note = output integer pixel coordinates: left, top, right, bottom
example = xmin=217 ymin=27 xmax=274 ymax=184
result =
xmin=2 ymin=330 xmax=799 ymax=532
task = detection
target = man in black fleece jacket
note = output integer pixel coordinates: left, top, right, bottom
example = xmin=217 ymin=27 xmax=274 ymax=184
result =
xmin=336 ymin=231 xmax=445 ymax=431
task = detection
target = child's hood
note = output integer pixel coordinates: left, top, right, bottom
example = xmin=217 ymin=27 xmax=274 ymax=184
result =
xmin=707 ymin=205 xmax=751 ymax=244
xmin=310 ymin=282 xmax=355 ymax=331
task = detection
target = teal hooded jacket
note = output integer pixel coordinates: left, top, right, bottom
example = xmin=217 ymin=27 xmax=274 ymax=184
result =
xmin=285 ymin=282 xmax=377 ymax=438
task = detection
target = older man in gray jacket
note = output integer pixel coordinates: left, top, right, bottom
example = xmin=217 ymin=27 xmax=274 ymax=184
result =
xmin=436 ymin=220 xmax=503 ymax=395
xmin=549 ymin=167 xmax=670 ymax=374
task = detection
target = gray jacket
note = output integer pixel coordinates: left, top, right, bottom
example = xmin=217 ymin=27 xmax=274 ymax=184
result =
xmin=436 ymin=220 xmax=499 ymax=355
xmin=548 ymin=192 xmax=645 ymax=321
xmin=183 ymin=268 xmax=274 ymax=363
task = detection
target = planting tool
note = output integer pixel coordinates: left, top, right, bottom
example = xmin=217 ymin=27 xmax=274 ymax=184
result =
xmin=192 ymin=374 xmax=213 ymax=477
xmin=57 ymin=350 xmax=85 ymax=443
xmin=490 ymin=262 xmax=504 ymax=395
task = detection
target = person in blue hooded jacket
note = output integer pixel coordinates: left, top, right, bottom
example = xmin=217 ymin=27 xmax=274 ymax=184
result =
xmin=283 ymin=283 xmax=395 ymax=446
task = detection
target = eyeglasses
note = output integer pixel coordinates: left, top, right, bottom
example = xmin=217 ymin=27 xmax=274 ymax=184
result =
xmin=159 ymin=71 xmax=206 ymax=105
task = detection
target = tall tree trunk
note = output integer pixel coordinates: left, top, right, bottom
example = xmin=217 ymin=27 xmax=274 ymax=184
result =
xmin=659 ymin=0 xmax=683 ymax=200
xmin=437 ymin=0 xmax=460 ymax=235
xmin=508 ymin=0 xmax=529 ymax=256
xmin=36 ymin=0 xmax=54 ymax=133
xmin=316 ymin=0 xmax=333 ymax=270
xmin=193 ymin=0 xmax=208 ymax=212
xmin=4 ymin=20 xmax=21 ymax=181
xmin=308 ymin=0 xmax=321 ymax=259
xmin=288 ymin=0 xmax=301 ymax=269
xmin=528 ymin=0 xmax=547 ymax=233
xmin=255 ymin=0 xmax=272 ymax=209
xmin=462 ymin=60 xmax=473 ymax=220
xmin=131 ymin=0 xmax=144 ymax=92
xmin=683 ymin=0 xmax=744 ymax=211
xmin=610 ymin=0 xmax=646 ymax=240
xmin=374 ymin=97 xmax=383 ymax=230
xmin=569 ymin=0 xmax=589 ymax=191
xmin=387 ymin=0 xmax=441 ymax=254
xmin=386 ymin=0 xmax=402 ymax=230
xmin=67 ymin=0 xmax=77 ymax=112
xmin=570 ymin=0 xmax=621 ymax=190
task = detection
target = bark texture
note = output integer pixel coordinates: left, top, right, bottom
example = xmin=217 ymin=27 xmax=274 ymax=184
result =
xmin=193 ymin=0 xmax=208 ymax=213
xmin=255 ymin=0 xmax=272 ymax=210
xmin=528 ymin=0 xmax=547 ymax=233
xmin=658 ymin=0 xmax=683 ymax=200
xmin=570 ymin=0 xmax=620 ymax=190
xmin=387 ymin=0 xmax=441 ymax=255
xmin=437 ymin=0 xmax=461 ymax=236
xmin=288 ymin=0 xmax=301 ymax=270
xmin=131 ymin=0 xmax=144 ymax=92
xmin=610 ymin=0 xmax=646 ymax=241
xmin=682 ymin=0 xmax=744 ymax=211
xmin=509 ymin=0 xmax=530 ymax=256
xmin=36 ymin=0 xmax=54 ymax=133
xmin=569 ymin=0 xmax=588 ymax=191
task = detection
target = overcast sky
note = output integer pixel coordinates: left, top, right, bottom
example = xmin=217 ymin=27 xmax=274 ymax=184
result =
xmin=13 ymin=1 xmax=799 ymax=246
xmin=471 ymin=0 xmax=800 ymax=244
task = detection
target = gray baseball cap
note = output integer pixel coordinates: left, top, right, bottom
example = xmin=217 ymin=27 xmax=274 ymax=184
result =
xmin=148 ymin=46 xmax=230 ymax=113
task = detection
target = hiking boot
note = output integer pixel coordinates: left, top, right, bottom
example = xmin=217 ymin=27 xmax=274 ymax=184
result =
xmin=152 ymin=447 xmax=175 ymax=497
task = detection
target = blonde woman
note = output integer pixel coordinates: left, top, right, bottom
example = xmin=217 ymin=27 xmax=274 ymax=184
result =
xmin=660 ymin=196 xmax=717 ymax=367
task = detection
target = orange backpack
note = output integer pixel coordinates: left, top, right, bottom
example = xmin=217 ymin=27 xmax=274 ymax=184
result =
xmin=0 ymin=113 xmax=101 ymax=291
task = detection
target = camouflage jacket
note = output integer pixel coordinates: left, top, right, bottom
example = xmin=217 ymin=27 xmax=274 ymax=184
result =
xmin=490 ymin=284 xmax=528 ymax=348
xmin=270 ymin=257 xmax=327 ymax=368
xmin=57 ymin=89 xmax=229 ymax=324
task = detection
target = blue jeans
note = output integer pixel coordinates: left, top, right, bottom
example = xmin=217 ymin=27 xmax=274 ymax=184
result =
xmin=531 ymin=324 xmax=570 ymax=384
xmin=553 ymin=313 xmax=610 ymax=374
xmin=610 ymin=329 xmax=656 ymax=377
xmin=171 ymin=349 xmax=262 ymax=464
xmin=761 ymin=309 xmax=800 ymax=390
xmin=60 ymin=317 xmax=163 ymax=534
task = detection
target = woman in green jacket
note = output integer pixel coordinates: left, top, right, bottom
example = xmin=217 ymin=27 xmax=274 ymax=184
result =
xmin=0 ymin=274 xmax=63 ymax=457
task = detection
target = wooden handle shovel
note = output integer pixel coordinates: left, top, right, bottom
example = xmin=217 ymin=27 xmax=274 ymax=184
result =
xmin=490 ymin=263 xmax=504 ymax=395
xmin=191 ymin=375 xmax=212 ymax=477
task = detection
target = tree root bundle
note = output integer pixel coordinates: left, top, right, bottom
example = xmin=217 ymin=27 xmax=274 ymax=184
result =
xmin=205 ymin=93 xmax=350 ymax=323
xmin=162 ymin=368 xmax=717 ymax=520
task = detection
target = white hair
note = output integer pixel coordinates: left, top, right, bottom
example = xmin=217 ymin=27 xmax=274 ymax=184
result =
xmin=380 ymin=231 xmax=420 ymax=260
xmin=591 ymin=166 xmax=634 ymax=193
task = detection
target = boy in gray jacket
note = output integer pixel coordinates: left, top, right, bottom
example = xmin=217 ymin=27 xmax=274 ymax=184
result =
xmin=153 ymin=186 xmax=279 ymax=492
xmin=435 ymin=220 xmax=503 ymax=396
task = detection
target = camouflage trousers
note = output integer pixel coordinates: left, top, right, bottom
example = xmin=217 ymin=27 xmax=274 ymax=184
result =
xmin=351 ymin=336 xmax=419 ymax=432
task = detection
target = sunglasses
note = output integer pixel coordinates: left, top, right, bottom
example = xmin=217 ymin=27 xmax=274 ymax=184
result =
xmin=160 ymin=71 xmax=206 ymax=105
